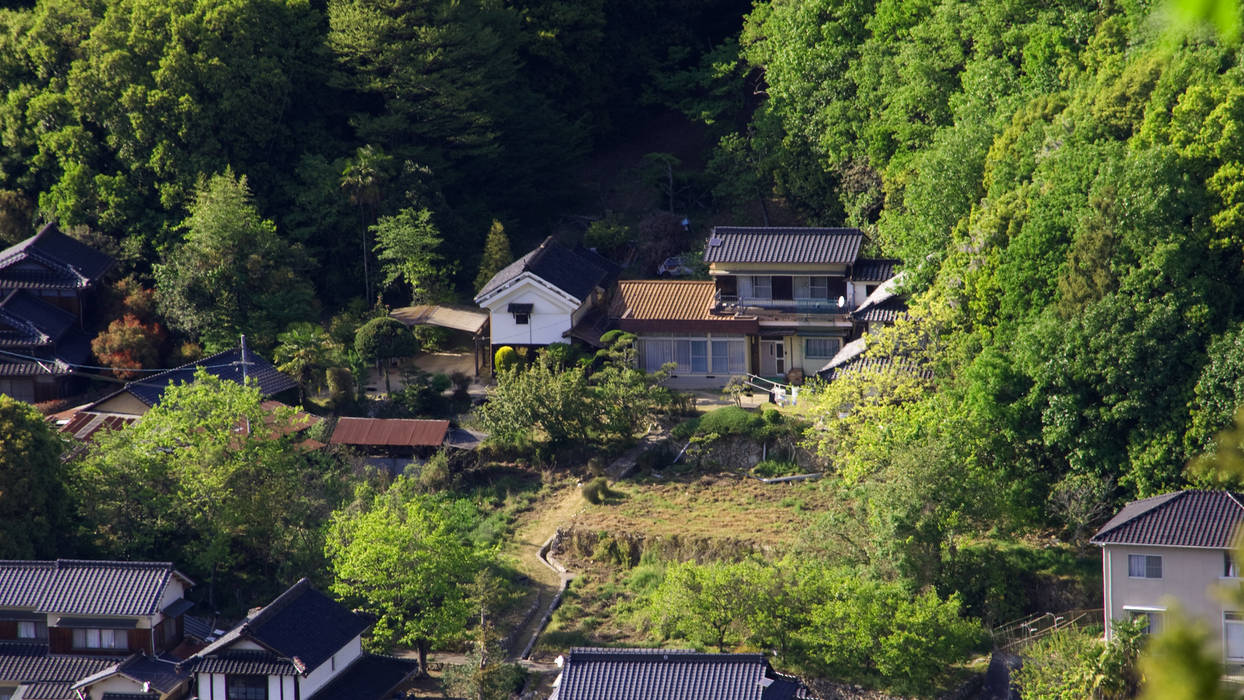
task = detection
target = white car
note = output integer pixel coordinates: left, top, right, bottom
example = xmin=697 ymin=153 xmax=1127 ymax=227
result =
xmin=657 ymin=255 xmax=693 ymax=277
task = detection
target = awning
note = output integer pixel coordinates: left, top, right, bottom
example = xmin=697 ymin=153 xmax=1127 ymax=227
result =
xmin=161 ymin=599 xmax=195 ymax=617
xmin=56 ymin=617 xmax=138 ymax=629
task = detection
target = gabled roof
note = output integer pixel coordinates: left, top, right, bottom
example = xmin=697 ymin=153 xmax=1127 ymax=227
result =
xmin=704 ymin=227 xmax=864 ymax=265
xmin=72 ymin=653 xmax=188 ymax=694
xmin=191 ymin=579 xmax=369 ymax=675
xmin=0 ymin=223 xmax=114 ymax=290
xmin=329 ymin=417 xmax=450 ymax=448
xmin=475 ymin=236 xmax=619 ymax=304
xmin=1090 ymin=490 xmax=1244 ymax=548
xmin=0 ymin=291 xmax=77 ymax=346
xmin=0 ymin=560 xmax=192 ymax=617
xmin=87 ymin=346 xmax=297 ymax=411
xmin=852 ymin=258 xmax=900 ymax=282
xmin=551 ymin=648 xmax=811 ymax=700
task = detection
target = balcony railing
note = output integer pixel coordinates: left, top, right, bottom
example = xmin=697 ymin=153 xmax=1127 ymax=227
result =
xmin=715 ymin=292 xmax=848 ymax=314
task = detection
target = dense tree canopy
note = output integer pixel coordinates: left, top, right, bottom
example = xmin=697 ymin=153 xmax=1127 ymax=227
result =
xmin=73 ymin=370 xmax=352 ymax=611
xmin=0 ymin=396 xmax=70 ymax=558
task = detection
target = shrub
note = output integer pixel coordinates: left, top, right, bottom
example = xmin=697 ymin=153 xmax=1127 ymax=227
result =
xmin=494 ymin=346 xmax=519 ymax=373
xmin=671 ymin=417 xmax=702 ymax=440
xmin=581 ymin=477 xmax=620 ymax=504
xmin=762 ymin=406 xmax=782 ymax=424
xmin=542 ymin=342 xmax=583 ymax=368
xmin=753 ymin=459 xmax=799 ymax=478
xmin=325 ymin=367 xmax=355 ymax=408
xmin=697 ymin=406 xmax=764 ymax=437
xmin=412 ymin=324 xmax=452 ymax=352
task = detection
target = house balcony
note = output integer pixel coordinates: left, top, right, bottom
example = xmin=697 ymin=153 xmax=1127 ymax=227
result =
xmin=714 ymin=292 xmax=850 ymax=316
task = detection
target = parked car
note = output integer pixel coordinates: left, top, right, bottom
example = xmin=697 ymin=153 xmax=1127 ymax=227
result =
xmin=657 ymin=255 xmax=694 ymax=277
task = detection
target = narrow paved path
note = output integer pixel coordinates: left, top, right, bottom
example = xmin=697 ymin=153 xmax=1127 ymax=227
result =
xmin=504 ymin=485 xmax=584 ymax=662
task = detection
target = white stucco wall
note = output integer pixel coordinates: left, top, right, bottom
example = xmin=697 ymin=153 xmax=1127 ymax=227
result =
xmin=480 ymin=276 xmax=583 ymax=346
xmin=298 ymin=635 xmax=363 ymax=698
xmin=1102 ymin=544 xmax=1239 ymax=648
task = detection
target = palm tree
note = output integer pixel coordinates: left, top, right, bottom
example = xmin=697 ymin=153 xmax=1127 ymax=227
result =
xmin=274 ymin=322 xmax=338 ymax=404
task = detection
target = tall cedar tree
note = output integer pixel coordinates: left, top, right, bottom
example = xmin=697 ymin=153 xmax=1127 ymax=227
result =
xmin=474 ymin=220 xmax=513 ymax=292
xmin=155 ymin=171 xmax=317 ymax=352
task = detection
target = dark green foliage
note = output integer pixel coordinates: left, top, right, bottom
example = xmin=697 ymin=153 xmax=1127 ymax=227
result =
xmin=353 ymin=317 xmax=417 ymax=362
xmin=752 ymin=459 xmax=799 ymax=478
xmin=474 ymin=220 xmax=513 ymax=292
xmin=0 ymin=396 xmax=70 ymax=558
xmin=695 ymin=406 xmax=764 ymax=437
xmin=580 ymin=477 xmax=620 ymax=504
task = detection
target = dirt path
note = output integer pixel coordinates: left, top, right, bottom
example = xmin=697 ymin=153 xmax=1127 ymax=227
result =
xmin=503 ymin=484 xmax=584 ymax=661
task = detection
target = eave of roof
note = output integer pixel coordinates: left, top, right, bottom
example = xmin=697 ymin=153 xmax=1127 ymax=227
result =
xmin=1090 ymin=490 xmax=1244 ymax=548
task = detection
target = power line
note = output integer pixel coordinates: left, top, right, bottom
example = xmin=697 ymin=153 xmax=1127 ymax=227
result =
xmin=0 ymin=348 xmax=253 ymax=375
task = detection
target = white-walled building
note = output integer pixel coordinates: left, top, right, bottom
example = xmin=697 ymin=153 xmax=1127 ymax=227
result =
xmin=185 ymin=578 xmax=416 ymax=700
xmin=1091 ymin=490 xmax=1244 ymax=669
xmin=474 ymin=236 xmax=618 ymax=352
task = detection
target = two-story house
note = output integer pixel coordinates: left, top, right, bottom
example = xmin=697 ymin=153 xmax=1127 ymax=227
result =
xmin=184 ymin=578 xmax=417 ymax=700
xmin=474 ymin=236 xmax=619 ymax=355
xmin=549 ymin=647 xmax=813 ymax=700
xmin=1091 ymin=490 xmax=1244 ymax=666
xmin=0 ymin=223 xmax=114 ymax=402
xmin=0 ymin=559 xmax=198 ymax=700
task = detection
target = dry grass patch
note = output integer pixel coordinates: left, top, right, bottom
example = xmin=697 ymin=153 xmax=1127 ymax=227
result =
xmin=567 ymin=472 xmax=829 ymax=550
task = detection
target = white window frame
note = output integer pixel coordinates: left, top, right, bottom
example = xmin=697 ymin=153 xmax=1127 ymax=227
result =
xmin=808 ymin=276 xmax=829 ymax=299
xmin=1227 ymin=612 xmax=1244 ymax=661
xmin=1123 ymin=606 xmax=1164 ymax=635
xmin=1128 ymin=554 xmax=1162 ymax=579
xmin=804 ymin=337 xmax=841 ymax=359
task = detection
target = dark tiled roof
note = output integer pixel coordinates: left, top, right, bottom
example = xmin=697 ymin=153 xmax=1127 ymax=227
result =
xmin=22 ymin=682 xmax=73 ymax=699
xmin=551 ymin=648 xmax=810 ymax=700
xmin=0 ymin=651 xmax=115 ymax=683
xmin=192 ymin=579 xmax=369 ymax=675
xmin=90 ymin=346 xmax=297 ymax=411
xmin=819 ymin=355 xmax=934 ymax=382
xmin=329 ymin=417 xmax=450 ymax=448
xmin=704 ymin=227 xmax=864 ymax=265
xmin=852 ymin=296 xmax=907 ymax=323
xmin=1091 ymin=491 xmax=1244 ymax=548
xmin=73 ymin=654 xmax=187 ymax=694
xmin=0 ymin=291 xmax=76 ymax=346
xmin=852 ymin=258 xmax=900 ymax=282
xmin=475 ymin=236 xmax=619 ymax=303
xmin=0 ymin=224 xmax=114 ymax=290
xmin=185 ymin=650 xmax=297 ymax=676
xmin=306 ymin=654 xmax=419 ymax=700
xmin=182 ymin=615 xmax=212 ymax=642
xmin=101 ymin=694 xmax=160 ymax=700
xmin=0 ymin=560 xmax=191 ymax=616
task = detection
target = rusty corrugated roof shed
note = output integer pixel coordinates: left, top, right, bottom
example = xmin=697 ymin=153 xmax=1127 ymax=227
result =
xmin=329 ymin=417 xmax=450 ymax=447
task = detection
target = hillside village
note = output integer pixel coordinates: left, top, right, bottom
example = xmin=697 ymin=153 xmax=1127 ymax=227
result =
xmin=6 ymin=0 xmax=1244 ymax=699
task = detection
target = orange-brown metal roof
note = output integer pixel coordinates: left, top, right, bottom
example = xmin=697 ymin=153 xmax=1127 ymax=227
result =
xmin=612 ymin=280 xmax=717 ymax=320
xmin=329 ymin=417 xmax=450 ymax=447
xmin=610 ymin=280 xmax=759 ymax=334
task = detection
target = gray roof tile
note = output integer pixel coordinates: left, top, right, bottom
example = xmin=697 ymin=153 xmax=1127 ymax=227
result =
xmin=476 ymin=236 xmax=618 ymax=303
xmin=552 ymin=648 xmax=810 ymax=700
xmin=89 ymin=346 xmax=297 ymax=411
xmin=0 ymin=224 xmax=114 ymax=291
xmin=0 ymin=650 xmax=116 ymax=683
xmin=191 ymin=579 xmax=369 ymax=675
xmin=704 ymin=227 xmax=864 ymax=265
xmin=0 ymin=560 xmax=191 ymax=617
xmin=852 ymin=258 xmax=900 ymax=282
xmin=1091 ymin=490 xmax=1244 ymax=548
xmin=305 ymin=654 xmax=418 ymax=700
xmin=186 ymin=650 xmax=297 ymax=676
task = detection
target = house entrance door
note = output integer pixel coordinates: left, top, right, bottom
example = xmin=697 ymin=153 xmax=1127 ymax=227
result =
xmin=760 ymin=340 xmax=785 ymax=376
